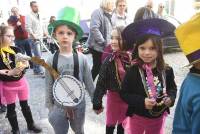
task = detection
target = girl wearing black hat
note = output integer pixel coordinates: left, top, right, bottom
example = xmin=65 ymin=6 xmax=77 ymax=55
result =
xmin=119 ymin=19 xmax=177 ymax=134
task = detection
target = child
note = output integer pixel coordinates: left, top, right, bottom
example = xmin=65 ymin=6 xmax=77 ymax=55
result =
xmin=0 ymin=25 xmax=42 ymax=134
xmin=93 ymin=26 xmax=131 ymax=134
xmin=119 ymin=18 xmax=177 ymax=134
xmin=172 ymin=13 xmax=200 ymax=134
xmin=45 ymin=7 xmax=95 ymax=134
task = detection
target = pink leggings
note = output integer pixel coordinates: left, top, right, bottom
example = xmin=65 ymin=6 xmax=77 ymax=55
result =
xmin=123 ymin=113 xmax=167 ymax=134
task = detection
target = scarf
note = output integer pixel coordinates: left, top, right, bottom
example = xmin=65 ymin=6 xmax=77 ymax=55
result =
xmin=110 ymin=51 xmax=130 ymax=82
xmin=0 ymin=47 xmax=16 ymax=69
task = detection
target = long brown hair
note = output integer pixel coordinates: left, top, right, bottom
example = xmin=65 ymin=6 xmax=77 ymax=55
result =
xmin=132 ymin=34 xmax=165 ymax=72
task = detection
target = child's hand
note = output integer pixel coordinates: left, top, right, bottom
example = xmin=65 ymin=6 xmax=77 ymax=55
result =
xmin=145 ymin=98 xmax=156 ymax=110
xmin=94 ymin=108 xmax=104 ymax=115
xmin=6 ymin=68 xmax=22 ymax=76
xmin=0 ymin=69 xmax=10 ymax=75
xmin=163 ymin=97 xmax=172 ymax=107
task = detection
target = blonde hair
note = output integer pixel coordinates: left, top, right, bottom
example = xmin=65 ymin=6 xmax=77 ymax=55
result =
xmin=100 ymin=0 xmax=115 ymax=10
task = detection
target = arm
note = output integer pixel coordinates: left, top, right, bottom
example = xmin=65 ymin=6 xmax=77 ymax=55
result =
xmin=90 ymin=9 xmax=105 ymax=45
xmin=25 ymin=15 xmax=35 ymax=39
xmin=82 ymin=55 xmax=95 ymax=101
xmin=45 ymin=57 xmax=54 ymax=110
xmin=120 ymin=67 xmax=146 ymax=112
xmin=191 ymin=94 xmax=200 ymax=134
xmin=165 ymin=67 xmax=177 ymax=107
xmin=92 ymin=60 xmax=109 ymax=110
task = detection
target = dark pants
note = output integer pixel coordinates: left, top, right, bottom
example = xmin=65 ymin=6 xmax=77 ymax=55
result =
xmin=90 ymin=48 xmax=102 ymax=80
xmin=15 ymin=39 xmax=33 ymax=68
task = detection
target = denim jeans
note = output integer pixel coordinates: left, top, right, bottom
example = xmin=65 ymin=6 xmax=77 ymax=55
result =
xmin=30 ymin=39 xmax=44 ymax=74
xmin=48 ymin=100 xmax=86 ymax=134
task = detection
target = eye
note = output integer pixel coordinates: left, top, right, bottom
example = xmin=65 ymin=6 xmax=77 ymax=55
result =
xmin=57 ymin=31 xmax=65 ymax=35
xmin=139 ymin=46 xmax=145 ymax=50
xmin=66 ymin=31 xmax=73 ymax=36
xmin=150 ymin=46 xmax=156 ymax=50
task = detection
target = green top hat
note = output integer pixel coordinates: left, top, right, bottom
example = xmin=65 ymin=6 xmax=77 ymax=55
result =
xmin=48 ymin=6 xmax=83 ymax=41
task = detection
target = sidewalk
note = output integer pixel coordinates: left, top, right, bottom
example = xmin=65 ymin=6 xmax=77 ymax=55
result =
xmin=0 ymin=52 xmax=189 ymax=134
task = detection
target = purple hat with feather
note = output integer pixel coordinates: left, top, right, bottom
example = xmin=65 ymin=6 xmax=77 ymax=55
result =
xmin=122 ymin=18 xmax=176 ymax=46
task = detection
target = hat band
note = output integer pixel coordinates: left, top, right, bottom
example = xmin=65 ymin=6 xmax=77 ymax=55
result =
xmin=146 ymin=29 xmax=161 ymax=36
xmin=186 ymin=49 xmax=200 ymax=63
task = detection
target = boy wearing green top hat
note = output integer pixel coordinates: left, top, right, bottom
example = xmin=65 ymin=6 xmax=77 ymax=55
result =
xmin=172 ymin=13 xmax=200 ymax=134
xmin=45 ymin=6 xmax=94 ymax=134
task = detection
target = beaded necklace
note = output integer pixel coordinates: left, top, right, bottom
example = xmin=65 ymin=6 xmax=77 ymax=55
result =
xmin=142 ymin=63 xmax=167 ymax=104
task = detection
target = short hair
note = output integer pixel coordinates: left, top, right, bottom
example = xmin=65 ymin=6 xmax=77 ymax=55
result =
xmin=115 ymin=0 xmax=127 ymax=7
xmin=11 ymin=7 xmax=19 ymax=12
xmin=100 ymin=0 xmax=115 ymax=10
xmin=30 ymin=1 xmax=37 ymax=7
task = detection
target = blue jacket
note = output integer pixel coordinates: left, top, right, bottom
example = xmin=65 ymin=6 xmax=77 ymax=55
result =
xmin=173 ymin=70 xmax=200 ymax=134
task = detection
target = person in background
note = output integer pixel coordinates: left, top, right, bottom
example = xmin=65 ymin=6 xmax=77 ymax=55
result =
xmin=86 ymin=0 xmax=115 ymax=80
xmin=25 ymin=1 xmax=46 ymax=76
xmin=48 ymin=16 xmax=58 ymax=54
xmin=0 ymin=25 xmax=42 ymax=134
xmin=157 ymin=3 xmax=165 ymax=18
xmin=8 ymin=7 xmax=33 ymax=68
xmin=111 ymin=0 xmax=131 ymax=28
xmin=134 ymin=0 xmax=157 ymax=22
xmin=120 ymin=19 xmax=177 ymax=134
xmin=172 ymin=13 xmax=200 ymax=134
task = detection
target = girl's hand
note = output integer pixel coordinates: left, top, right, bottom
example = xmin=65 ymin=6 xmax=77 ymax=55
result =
xmin=145 ymin=98 xmax=156 ymax=110
xmin=94 ymin=107 xmax=104 ymax=115
xmin=163 ymin=97 xmax=172 ymax=107
xmin=6 ymin=68 xmax=22 ymax=76
xmin=0 ymin=69 xmax=10 ymax=75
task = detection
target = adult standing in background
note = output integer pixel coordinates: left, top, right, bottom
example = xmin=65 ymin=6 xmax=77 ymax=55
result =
xmin=112 ymin=0 xmax=131 ymax=28
xmin=48 ymin=16 xmax=58 ymax=54
xmin=157 ymin=3 xmax=165 ymax=18
xmin=8 ymin=7 xmax=33 ymax=68
xmin=25 ymin=1 xmax=45 ymax=76
xmin=87 ymin=0 xmax=115 ymax=80
xmin=134 ymin=0 xmax=157 ymax=22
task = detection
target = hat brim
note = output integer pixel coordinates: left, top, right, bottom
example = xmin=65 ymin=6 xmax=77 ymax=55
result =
xmin=184 ymin=59 xmax=200 ymax=67
xmin=48 ymin=20 xmax=83 ymax=41
xmin=122 ymin=18 xmax=176 ymax=46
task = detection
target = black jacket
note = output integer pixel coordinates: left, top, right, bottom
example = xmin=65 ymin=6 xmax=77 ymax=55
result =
xmin=0 ymin=46 xmax=25 ymax=81
xmin=120 ymin=65 xmax=177 ymax=118
xmin=93 ymin=55 xmax=130 ymax=110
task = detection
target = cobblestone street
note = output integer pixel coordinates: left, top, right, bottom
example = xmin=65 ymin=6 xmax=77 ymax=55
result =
xmin=0 ymin=51 xmax=189 ymax=134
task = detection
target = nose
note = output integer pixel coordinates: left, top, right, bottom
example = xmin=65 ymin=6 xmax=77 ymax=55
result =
xmin=144 ymin=49 xmax=151 ymax=55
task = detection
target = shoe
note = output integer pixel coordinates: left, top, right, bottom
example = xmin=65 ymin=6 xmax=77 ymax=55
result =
xmin=28 ymin=124 xmax=42 ymax=133
xmin=11 ymin=130 xmax=20 ymax=134
xmin=0 ymin=105 xmax=6 ymax=113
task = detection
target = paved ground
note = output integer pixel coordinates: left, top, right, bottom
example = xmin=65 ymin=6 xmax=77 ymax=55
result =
xmin=0 ymin=51 xmax=189 ymax=134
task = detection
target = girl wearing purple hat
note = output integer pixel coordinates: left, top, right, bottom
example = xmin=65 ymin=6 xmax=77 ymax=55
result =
xmin=93 ymin=26 xmax=131 ymax=134
xmin=119 ymin=19 xmax=177 ymax=134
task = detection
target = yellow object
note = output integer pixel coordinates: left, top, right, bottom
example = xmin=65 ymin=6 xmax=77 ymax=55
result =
xmin=175 ymin=13 xmax=200 ymax=66
xmin=0 ymin=47 xmax=16 ymax=55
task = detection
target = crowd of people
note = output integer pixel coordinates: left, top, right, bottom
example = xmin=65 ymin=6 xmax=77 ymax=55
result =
xmin=0 ymin=0 xmax=200 ymax=134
